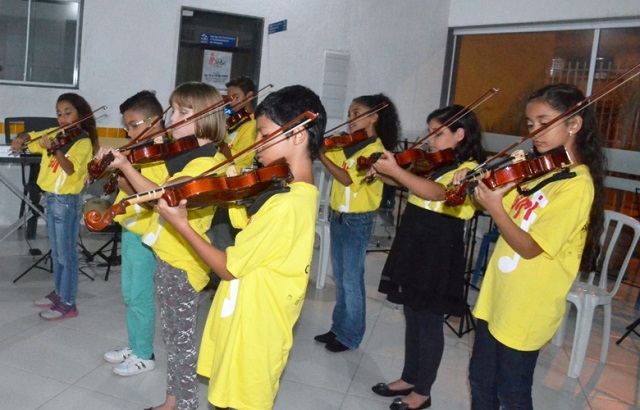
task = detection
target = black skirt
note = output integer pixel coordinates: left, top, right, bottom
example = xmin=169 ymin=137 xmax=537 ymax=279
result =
xmin=379 ymin=202 xmax=466 ymax=316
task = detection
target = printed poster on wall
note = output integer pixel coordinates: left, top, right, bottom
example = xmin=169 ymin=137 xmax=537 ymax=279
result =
xmin=202 ymin=50 xmax=232 ymax=93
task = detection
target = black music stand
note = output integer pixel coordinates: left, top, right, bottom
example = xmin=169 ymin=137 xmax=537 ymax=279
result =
xmin=12 ymin=250 xmax=53 ymax=283
xmin=444 ymin=212 xmax=487 ymax=337
xmin=78 ymin=224 xmax=121 ymax=281
xmin=4 ymin=117 xmax=58 ymax=239
xmin=616 ymin=317 xmax=640 ymax=345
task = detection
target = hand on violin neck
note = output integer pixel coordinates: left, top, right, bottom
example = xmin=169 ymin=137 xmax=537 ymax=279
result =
xmin=156 ymin=198 xmax=190 ymax=231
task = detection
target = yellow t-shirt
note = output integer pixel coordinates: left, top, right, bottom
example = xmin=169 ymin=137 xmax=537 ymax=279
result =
xmin=142 ymin=150 xmax=227 ymax=291
xmin=113 ymin=162 xmax=168 ymax=235
xmin=407 ymin=159 xmax=479 ymax=220
xmin=325 ymin=138 xmax=384 ymax=213
xmin=27 ymin=128 xmax=93 ymax=195
xmin=473 ymin=165 xmax=594 ymax=351
xmin=225 ymin=117 xmax=257 ymax=171
xmin=197 ymin=182 xmax=319 ymax=410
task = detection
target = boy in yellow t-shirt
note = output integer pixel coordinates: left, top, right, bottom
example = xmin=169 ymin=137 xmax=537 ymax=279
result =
xmin=97 ymin=90 xmax=166 ymax=377
xmin=157 ymin=85 xmax=327 ymax=410
xmin=103 ymin=82 xmax=227 ymax=410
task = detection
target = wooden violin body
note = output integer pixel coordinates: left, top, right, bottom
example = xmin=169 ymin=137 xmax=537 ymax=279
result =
xmin=226 ymin=108 xmax=251 ymax=131
xmin=84 ymin=161 xmax=293 ymax=231
xmin=47 ymin=127 xmax=83 ymax=155
xmin=322 ymin=129 xmax=369 ymax=151
xmin=445 ymin=147 xmax=572 ymax=206
xmin=356 ymin=148 xmax=455 ymax=177
xmin=87 ymin=136 xmax=199 ymax=183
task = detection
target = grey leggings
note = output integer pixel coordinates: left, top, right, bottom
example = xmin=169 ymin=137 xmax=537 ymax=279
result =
xmin=155 ymin=258 xmax=200 ymax=410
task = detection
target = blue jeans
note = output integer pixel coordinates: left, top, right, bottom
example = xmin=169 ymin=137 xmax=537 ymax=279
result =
xmin=46 ymin=193 xmax=82 ymax=306
xmin=329 ymin=211 xmax=374 ymax=349
xmin=121 ymin=230 xmax=156 ymax=360
xmin=469 ymin=320 xmax=540 ymax=410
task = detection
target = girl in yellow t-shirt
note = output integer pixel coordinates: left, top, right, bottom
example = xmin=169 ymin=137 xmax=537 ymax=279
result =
xmin=104 ymin=82 xmax=227 ymax=410
xmin=156 ymin=85 xmax=327 ymax=410
xmin=315 ymin=94 xmax=400 ymax=353
xmin=11 ymin=93 xmax=98 ymax=321
xmin=455 ymin=83 xmax=606 ymax=409
xmin=368 ymin=105 xmax=486 ymax=410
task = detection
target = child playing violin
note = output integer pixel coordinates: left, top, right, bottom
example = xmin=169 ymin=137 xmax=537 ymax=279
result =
xmin=369 ymin=105 xmax=486 ymax=410
xmin=102 ymin=82 xmax=227 ymax=410
xmin=99 ymin=90 xmax=166 ymax=377
xmin=315 ymin=93 xmax=400 ymax=352
xmin=11 ymin=93 xmax=98 ymax=320
xmin=222 ymin=76 xmax=257 ymax=170
xmin=208 ymin=76 xmax=258 ymax=254
xmin=456 ymin=83 xmax=606 ymax=409
xmin=155 ymin=85 xmax=327 ymax=410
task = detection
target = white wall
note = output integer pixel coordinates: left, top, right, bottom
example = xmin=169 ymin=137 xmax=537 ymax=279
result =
xmin=449 ymin=0 xmax=640 ymax=27
xmin=0 ymin=0 xmax=445 ymax=137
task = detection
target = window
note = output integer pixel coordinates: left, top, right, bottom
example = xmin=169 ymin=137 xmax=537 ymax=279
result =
xmin=0 ymin=0 xmax=82 ymax=87
xmin=447 ymin=21 xmax=640 ymax=151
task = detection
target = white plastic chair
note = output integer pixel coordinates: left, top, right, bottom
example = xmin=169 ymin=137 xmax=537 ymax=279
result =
xmin=551 ymin=210 xmax=640 ymax=378
xmin=313 ymin=161 xmax=333 ymax=289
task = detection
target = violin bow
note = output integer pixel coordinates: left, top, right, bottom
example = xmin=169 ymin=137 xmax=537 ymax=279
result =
xmin=409 ymin=88 xmax=499 ymax=150
xmin=461 ymin=62 xmax=640 ymax=184
xmin=323 ymin=102 xmax=389 ymax=137
xmin=21 ymin=105 xmax=107 ymax=149
xmin=121 ymin=95 xmax=234 ymax=152
xmin=116 ymin=111 xmax=318 ymax=203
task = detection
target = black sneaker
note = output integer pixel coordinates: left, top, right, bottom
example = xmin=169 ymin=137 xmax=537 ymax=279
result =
xmin=314 ymin=330 xmax=336 ymax=344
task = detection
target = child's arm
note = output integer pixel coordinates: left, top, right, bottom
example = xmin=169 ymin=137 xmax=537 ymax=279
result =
xmin=373 ymin=149 xmax=445 ymax=200
xmin=40 ymin=134 xmax=76 ymax=175
xmin=473 ymin=181 xmax=543 ymax=259
xmin=156 ymin=198 xmax=236 ymax=280
xmin=318 ymin=151 xmax=353 ymax=186
xmin=106 ymin=148 xmax=160 ymax=193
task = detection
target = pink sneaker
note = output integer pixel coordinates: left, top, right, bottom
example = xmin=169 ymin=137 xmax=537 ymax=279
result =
xmin=34 ymin=291 xmax=60 ymax=308
xmin=39 ymin=301 xmax=78 ymax=321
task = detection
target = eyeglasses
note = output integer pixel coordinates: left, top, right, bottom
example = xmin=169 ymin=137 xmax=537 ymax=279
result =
xmin=123 ymin=116 xmax=154 ymax=132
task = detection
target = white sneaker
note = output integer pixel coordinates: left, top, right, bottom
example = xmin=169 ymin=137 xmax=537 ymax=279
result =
xmin=113 ymin=353 xmax=155 ymax=376
xmin=103 ymin=347 xmax=133 ymax=364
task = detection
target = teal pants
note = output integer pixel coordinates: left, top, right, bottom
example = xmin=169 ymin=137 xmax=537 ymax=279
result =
xmin=121 ymin=230 xmax=156 ymax=360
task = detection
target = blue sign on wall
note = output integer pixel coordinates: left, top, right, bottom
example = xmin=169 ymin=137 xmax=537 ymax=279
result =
xmin=199 ymin=34 xmax=239 ymax=48
xmin=268 ymin=20 xmax=287 ymax=35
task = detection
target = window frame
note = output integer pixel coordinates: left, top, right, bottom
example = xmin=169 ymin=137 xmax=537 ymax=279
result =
xmin=0 ymin=0 xmax=83 ymax=88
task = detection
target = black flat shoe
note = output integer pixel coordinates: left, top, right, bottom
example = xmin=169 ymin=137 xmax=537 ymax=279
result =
xmin=314 ymin=330 xmax=336 ymax=344
xmin=372 ymin=382 xmax=413 ymax=397
xmin=325 ymin=338 xmax=350 ymax=352
xmin=389 ymin=396 xmax=431 ymax=410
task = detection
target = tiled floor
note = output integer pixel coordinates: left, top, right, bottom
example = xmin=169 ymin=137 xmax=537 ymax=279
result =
xmin=0 ymin=217 xmax=639 ymax=410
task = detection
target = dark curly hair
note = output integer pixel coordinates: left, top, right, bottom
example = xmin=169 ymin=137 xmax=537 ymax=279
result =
xmin=426 ymin=104 xmax=487 ymax=164
xmin=527 ymin=83 xmax=607 ymax=271
xmin=352 ymin=94 xmax=401 ymax=151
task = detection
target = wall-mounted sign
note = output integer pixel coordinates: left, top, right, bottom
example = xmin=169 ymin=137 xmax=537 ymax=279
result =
xmin=199 ymin=34 xmax=239 ymax=48
xmin=202 ymin=50 xmax=233 ymax=92
xmin=268 ymin=20 xmax=287 ymax=35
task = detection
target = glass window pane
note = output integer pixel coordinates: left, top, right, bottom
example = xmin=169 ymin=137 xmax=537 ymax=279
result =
xmin=452 ymin=30 xmax=593 ymax=136
xmin=594 ymin=27 xmax=640 ymax=150
xmin=0 ymin=0 xmax=29 ymax=82
xmin=28 ymin=1 xmax=79 ymax=84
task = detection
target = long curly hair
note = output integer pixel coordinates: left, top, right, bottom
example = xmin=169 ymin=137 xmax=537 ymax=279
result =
xmin=426 ymin=104 xmax=487 ymax=164
xmin=527 ymin=83 xmax=607 ymax=271
xmin=352 ymin=94 xmax=401 ymax=151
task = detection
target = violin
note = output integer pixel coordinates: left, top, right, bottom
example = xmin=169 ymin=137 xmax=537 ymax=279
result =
xmin=226 ymin=107 xmax=252 ymax=131
xmin=444 ymin=147 xmax=572 ymax=206
xmin=47 ymin=126 xmax=84 ymax=155
xmin=357 ymin=147 xmax=455 ymax=177
xmin=84 ymin=111 xmax=319 ymax=231
xmin=84 ymin=160 xmax=292 ymax=231
xmin=322 ymin=129 xmax=369 ymax=151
